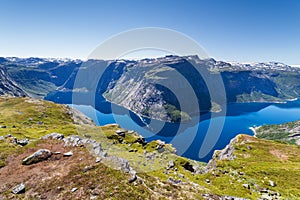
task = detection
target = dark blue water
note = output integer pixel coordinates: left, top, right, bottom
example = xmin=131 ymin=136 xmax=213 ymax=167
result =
xmin=70 ymin=100 xmax=300 ymax=162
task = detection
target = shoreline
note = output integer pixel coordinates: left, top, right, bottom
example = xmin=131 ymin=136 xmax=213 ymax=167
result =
xmin=249 ymin=126 xmax=259 ymax=137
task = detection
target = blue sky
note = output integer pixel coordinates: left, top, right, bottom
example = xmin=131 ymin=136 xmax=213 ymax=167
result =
xmin=0 ymin=0 xmax=299 ymax=65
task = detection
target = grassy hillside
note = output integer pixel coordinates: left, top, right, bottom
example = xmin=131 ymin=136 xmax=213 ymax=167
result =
xmin=203 ymin=134 xmax=300 ymax=199
xmin=0 ymin=97 xmax=300 ymax=199
xmin=255 ymin=120 xmax=300 ymax=145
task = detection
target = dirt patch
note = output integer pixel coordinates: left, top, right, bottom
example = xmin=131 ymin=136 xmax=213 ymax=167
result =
xmin=0 ymin=139 xmax=96 ymax=199
xmin=269 ymin=149 xmax=288 ymax=161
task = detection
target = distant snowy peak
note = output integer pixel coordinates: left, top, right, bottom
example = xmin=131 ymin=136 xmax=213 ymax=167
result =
xmin=0 ymin=55 xmax=297 ymax=72
xmin=228 ymin=61 xmax=295 ymax=72
xmin=4 ymin=57 xmax=82 ymax=65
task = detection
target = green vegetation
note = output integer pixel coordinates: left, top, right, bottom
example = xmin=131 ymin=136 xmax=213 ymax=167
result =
xmin=236 ymin=91 xmax=284 ymax=103
xmin=200 ymin=135 xmax=300 ymax=199
xmin=1 ymin=97 xmax=300 ymax=199
xmin=7 ymin=67 xmax=57 ymax=98
xmin=256 ymin=120 xmax=300 ymax=145
xmin=0 ymin=97 xmax=77 ymax=140
xmin=164 ymin=104 xmax=191 ymax=122
xmin=0 ymin=140 xmax=18 ymax=168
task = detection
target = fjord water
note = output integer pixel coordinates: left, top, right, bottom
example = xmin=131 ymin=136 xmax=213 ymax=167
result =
xmin=70 ymin=100 xmax=300 ymax=162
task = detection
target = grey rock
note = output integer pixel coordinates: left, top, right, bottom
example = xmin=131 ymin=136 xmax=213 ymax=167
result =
xmin=269 ymin=180 xmax=276 ymax=187
xmin=222 ymin=196 xmax=249 ymax=200
xmin=204 ymin=137 xmax=238 ymax=172
xmin=63 ymin=135 xmax=83 ymax=147
xmin=116 ymin=129 xmax=125 ymax=137
xmin=90 ymin=195 xmax=98 ymax=200
xmin=17 ymin=139 xmax=29 ymax=146
xmin=167 ymin=160 xmax=175 ymax=169
xmin=259 ymin=188 xmax=269 ymax=193
xmin=11 ymin=183 xmax=25 ymax=194
xmin=95 ymin=157 xmax=102 ymax=163
xmin=57 ymin=186 xmax=63 ymax=191
xmin=0 ymin=136 xmax=4 ymax=140
xmin=92 ymin=142 xmax=102 ymax=155
xmin=42 ymin=133 xmax=64 ymax=140
xmin=242 ymin=184 xmax=250 ymax=189
xmin=63 ymin=135 xmax=106 ymax=160
xmin=1 ymin=125 xmax=7 ymax=128
xmin=203 ymin=194 xmax=249 ymax=200
xmin=259 ymin=194 xmax=274 ymax=200
xmin=218 ymin=138 xmax=237 ymax=161
xmin=63 ymin=135 xmax=95 ymax=147
xmin=167 ymin=177 xmax=182 ymax=184
xmin=99 ymin=151 xmax=107 ymax=158
xmin=22 ymin=149 xmax=52 ymax=165
xmin=107 ymin=156 xmax=131 ymax=173
xmin=135 ymin=137 xmax=147 ymax=146
xmin=63 ymin=151 xmax=73 ymax=157
xmin=83 ymin=165 xmax=95 ymax=173
xmin=128 ymin=170 xmax=137 ymax=183
xmin=71 ymin=187 xmax=78 ymax=192
xmin=156 ymin=140 xmax=165 ymax=150
xmin=205 ymin=179 xmax=210 ymax=184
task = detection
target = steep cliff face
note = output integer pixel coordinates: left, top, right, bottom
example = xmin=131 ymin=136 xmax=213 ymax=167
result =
xmin=0 ymin=65 xmax=27 ymax=96
xmin=102 ymin=57 xmax=210 ymax=122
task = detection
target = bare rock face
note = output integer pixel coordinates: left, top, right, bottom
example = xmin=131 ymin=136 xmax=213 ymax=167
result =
xmin=216 ymin=137 xmax=237 ymax=161
xmin=0 ymin=66 xmax=27 ymax=96
xmin=22 ymin=149 xmax=52 ymax=165
xmin=204 ymin=137 xmax=238 ymax=172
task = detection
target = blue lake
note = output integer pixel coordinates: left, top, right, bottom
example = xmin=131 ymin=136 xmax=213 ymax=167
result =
xmin=70 ymin=100 xmax=300 ymax=162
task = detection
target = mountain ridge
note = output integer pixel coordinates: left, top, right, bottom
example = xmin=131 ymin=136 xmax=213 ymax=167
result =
xmin=1 ymin=55 xmax=300 ymax=122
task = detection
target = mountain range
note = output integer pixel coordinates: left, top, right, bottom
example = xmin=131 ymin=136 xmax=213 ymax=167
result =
xmin=1 ymin=55 xmax=300 ymax=122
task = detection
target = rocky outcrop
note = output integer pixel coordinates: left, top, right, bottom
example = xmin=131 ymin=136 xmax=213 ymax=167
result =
xmin=22 ymin=149 xmax=52 ymax=165
xmin=66 ymin=106 xmax=96 ymax=126
xmin=42 ymin=132 xmax=64 ymax=140
xmin=43 ymin=133 xmax=137 ymax=183
xmin=204 ymin=136 xmax=238 ymax=172
xmin=2 ymin=134 xmax=29 ymax=146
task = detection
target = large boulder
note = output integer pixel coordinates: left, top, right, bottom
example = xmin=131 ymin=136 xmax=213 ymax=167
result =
xmin=22 ymin=149 xmax=52 ymax=165
xmin=11 ymin=183 xmax=25 ymax=194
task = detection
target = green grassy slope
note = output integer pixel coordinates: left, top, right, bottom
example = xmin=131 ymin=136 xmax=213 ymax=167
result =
xmin=0 ymin=97 xmax=300 ymax=199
